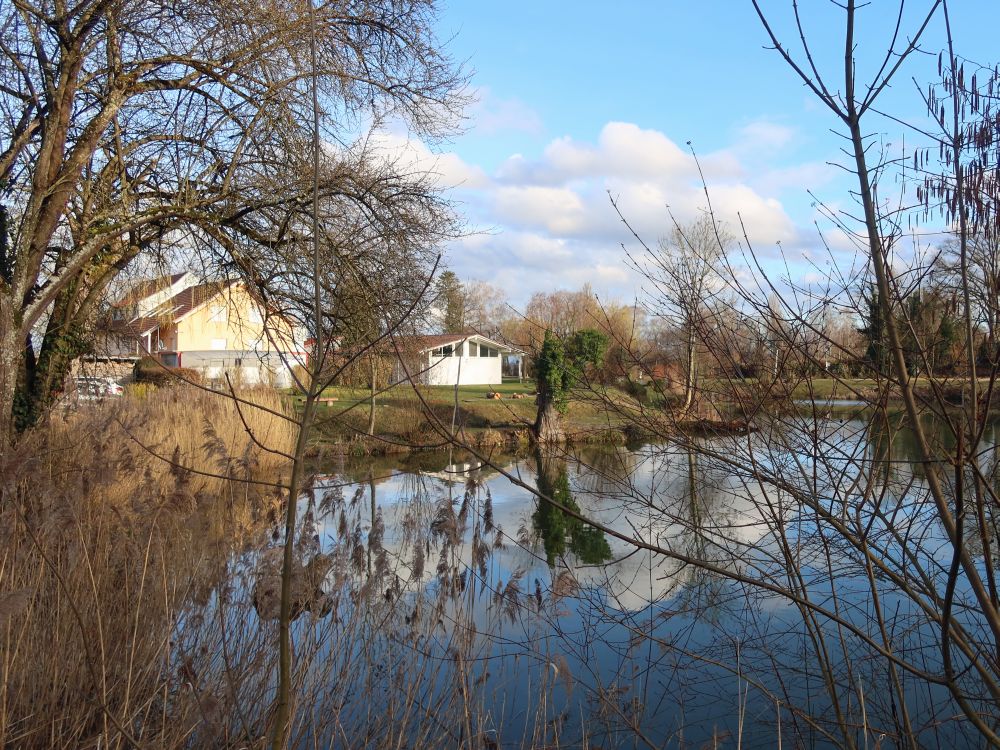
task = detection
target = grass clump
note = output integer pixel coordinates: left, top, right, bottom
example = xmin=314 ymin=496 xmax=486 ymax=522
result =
xmin=0 ymin=386 xmax=295 ymax=748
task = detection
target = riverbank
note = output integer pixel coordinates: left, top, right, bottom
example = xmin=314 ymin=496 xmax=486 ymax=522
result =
xmin=302 ymin=381 xmax=663 ymax=456
xmin=782 ymin=375 xmax=996 ymax=404
xmin=302 ymin=375 xmax=1000 ymax=457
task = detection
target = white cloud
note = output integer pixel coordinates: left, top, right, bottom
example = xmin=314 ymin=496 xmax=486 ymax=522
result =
xmin=493 ymin=186 xmax=587 ymax=234
xmin=366 ymin=128 xmax=489 ymax=189
xmin=733 ymin=119 xmax=797 ymax=154
xmin=468 ymin=87 xmax=544 ymax=135
xmin=363 ymin=120 xmax=834 ymax=306
xmin=497 ymin=122 xmax=742 ymax=186
xmin=593 ymin=263 xmax=630 ymax=284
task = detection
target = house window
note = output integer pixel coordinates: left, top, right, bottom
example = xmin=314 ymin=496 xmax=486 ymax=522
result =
xmin=469 ymin=342 xmax=478 ymax=357
xmin=483 ymin=346 xmax=499 ymax=358
xmin=210 ymin=338 xmax=227 ymax=350
xmin=209 ymin=305 xmax=227 ymax=323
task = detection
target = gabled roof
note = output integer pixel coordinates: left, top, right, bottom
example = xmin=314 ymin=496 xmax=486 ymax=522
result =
xmin=395 ymin=333 xmax=524 ymax=355
xmin=103 ymin=278 xmax=237 ymax=338
xmin=105 ymin=316 xmax=161 ymax=337
xmin=113 ymin=272 xmax=189 ymax=308
xmin=157 ymin=280 xmax=236 ymax=322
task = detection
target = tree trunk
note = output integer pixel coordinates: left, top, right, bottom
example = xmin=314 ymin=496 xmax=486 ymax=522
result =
xmin=17 ymin=281 xmax=88 ymax=431
xmin=0 ymin=294 xmax=20 ymax=448
xmin=534 ymin=392 xmax=564 ymax=444
xmin=683 ymin=323 xmax=697 ymax=413
xmin=367 ymin=355 xmax=376 ymax=436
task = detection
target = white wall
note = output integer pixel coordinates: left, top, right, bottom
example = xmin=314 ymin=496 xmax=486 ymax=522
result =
xmin=181 ymin=349 xmax=304 ymax=389
xmin=425 ymin=352 xmax=502 ymax=386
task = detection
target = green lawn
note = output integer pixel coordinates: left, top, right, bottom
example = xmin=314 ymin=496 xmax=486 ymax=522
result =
xmin=786 ymin=376 xmax=994 ymax=401
xmin=302 ymin=380 xmax=641 ymax=447
xmin=787 ymin=378 xmax=879 ymax=400
xmin=314 ymin=380 xmax=531 ymax=404
xmin=303 ymin=381 xmax=537 ymax=443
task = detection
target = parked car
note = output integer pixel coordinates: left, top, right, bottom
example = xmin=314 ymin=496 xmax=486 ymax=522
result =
xmin=74 ymin=376 xmax=124 ymax=401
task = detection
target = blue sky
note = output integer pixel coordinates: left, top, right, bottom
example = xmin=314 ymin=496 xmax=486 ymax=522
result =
xmin=398 ymin=2 xmax=1000 ymax=307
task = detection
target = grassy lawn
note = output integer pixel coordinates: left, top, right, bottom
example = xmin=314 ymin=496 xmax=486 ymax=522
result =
xmin=786 ymin=376 xmax=994 ymax=401
xmin=314 ymin=380 xmax=532 ymax=406
xmin=304 ymin=381 xmax=538 ymax=443
xmin=788 ymin=378 xmax=879 ymax=400
xmin=302 ymin=380 xmax=640 ymax=446
xmin=701 ymin=376 xmax=880 ymax=401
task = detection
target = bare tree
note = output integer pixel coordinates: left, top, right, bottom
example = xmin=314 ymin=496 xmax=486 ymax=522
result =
xmin=1 ymin=4 xmax=465 ymax=749
xmin=462 ymin=279 xmax=508 ymax=336
xmin=542 ymin=2 xmax=1000 ymax=745
xmin=0 ymin=0 xmax=463 ymax=445
xmin=938 ymin=234 xmax=1000 ymax=362
xmin=644 ymin=216 xmax=730 ymax=413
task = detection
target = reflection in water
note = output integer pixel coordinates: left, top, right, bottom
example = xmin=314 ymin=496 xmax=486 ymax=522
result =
xmin=865 ymin=408 xmax=960 ymax=481
xmin=533 ymin=451 xmax=612 ymax=565
xmin=166 ymin=410 xmax=1000 ymax=749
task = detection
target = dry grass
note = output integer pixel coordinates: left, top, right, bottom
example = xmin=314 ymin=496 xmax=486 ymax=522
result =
xmin=0 ymin=386 xmax=618 ymax=748
xmin=0 ymin=386 xmax=295 ymax=749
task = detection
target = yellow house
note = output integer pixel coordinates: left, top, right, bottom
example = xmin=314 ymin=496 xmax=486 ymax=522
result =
xmin=104 ymin=275 xmax=307 ymax=387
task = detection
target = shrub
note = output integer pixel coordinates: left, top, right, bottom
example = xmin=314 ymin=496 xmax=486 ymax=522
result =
xmin=125 ymin=381 xmax=155 ymax=399
xmin=133 ymin=356 xmax=202 ymax=386
xmin=620 ymin=379 xmax=651 ymax=404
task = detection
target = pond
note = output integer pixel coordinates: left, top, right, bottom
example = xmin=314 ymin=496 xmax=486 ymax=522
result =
xmin=184 ymin=410 xmax=1000 ymax=748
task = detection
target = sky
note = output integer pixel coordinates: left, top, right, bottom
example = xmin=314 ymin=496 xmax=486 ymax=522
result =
xmin=391 ymin=1 xmax=1000 ymax=308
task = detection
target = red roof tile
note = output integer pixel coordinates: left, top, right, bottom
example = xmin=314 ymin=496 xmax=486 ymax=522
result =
xmin=113 ymin=272 xmax=188 ymax=308
xmin=155 ymin=280 xmax=236 ymax=319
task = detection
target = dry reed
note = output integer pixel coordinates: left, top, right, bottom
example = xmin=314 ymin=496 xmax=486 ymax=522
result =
xmin=0 ymin=386 xmax=295 ymax=748
xmin=0 ymin=388 xmax=617 ymax=748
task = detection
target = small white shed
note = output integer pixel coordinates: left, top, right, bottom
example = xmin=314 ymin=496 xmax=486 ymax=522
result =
xmin=392 ymin=334 xmax=523 ymax=387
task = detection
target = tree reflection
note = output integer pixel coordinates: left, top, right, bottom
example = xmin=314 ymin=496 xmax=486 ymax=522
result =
xmin=533 ymin=451 xmax=612 ymax=566
xmin=672 ymin=445 xmax=728 ymax=620
xmin=570 ymin=444 xmax=640 ymax=495
xmin=865 ymin=408 xmax=959 ymax=482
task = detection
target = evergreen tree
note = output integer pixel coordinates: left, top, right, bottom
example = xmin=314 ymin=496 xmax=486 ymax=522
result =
xmin=533 ymin=328 xmax=608 ymax=442
xmin=435 ymin=270 xmax=465 ymax=333
xmin=567 ymin=328 xmax=609 ymax=371
xmin=859 ymin=284 xmax=887 ymax=372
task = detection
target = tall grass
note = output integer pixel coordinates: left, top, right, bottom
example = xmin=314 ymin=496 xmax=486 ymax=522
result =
xmin=0 ymin=387 xmax=295 ymax=748
xmin=0 ymin=387 xmax=624 ymax=748
xmin=184 ymin=471 xmax=584 ymax=749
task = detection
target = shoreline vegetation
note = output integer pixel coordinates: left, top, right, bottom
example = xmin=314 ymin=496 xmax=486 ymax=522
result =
xmin=294 ymin=375 xmax=995 ymax=457
xmin=300 ymin=380 xmax=676 ymax=457
xmin=2 ymin=374 xmax=994 ymax=746
xmin=0 ymin=386 xmax=297 ymax=747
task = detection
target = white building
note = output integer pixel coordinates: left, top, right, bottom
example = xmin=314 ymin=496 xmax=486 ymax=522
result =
xmin=392 ymin=334 xmax=524 ymax=387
